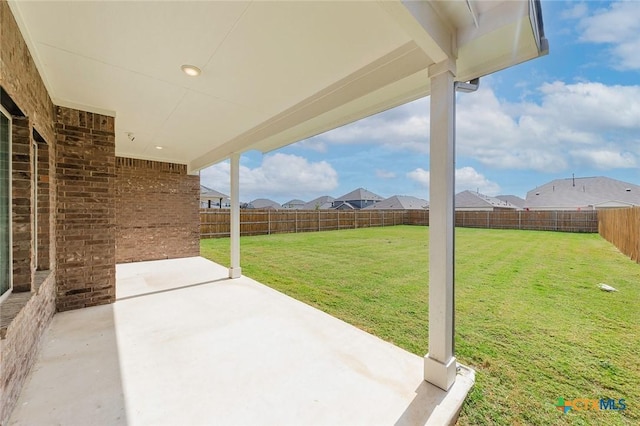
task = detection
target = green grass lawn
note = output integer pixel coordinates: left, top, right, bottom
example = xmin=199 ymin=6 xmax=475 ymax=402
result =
xmin=201 ymin=226 xmax=639 ymax=425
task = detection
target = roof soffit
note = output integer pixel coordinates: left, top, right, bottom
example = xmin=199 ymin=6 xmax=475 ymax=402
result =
xmin=7 ymin=0 xmax=547 ymax=170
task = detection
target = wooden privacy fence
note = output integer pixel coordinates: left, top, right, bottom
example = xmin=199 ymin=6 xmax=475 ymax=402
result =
xmin=201 ymin=209 xmax=598 ymax=238
xmin=200 ymin=209 xmax=408 ymax=238
xmin=454 ymin=210 xmax=598 ymax=232
xmin=598 ymin=207 xmax=640 ymax=263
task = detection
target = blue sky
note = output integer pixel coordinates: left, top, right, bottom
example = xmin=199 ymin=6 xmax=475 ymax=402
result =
xmin=201 ymin=1 xmax=640 ymax=204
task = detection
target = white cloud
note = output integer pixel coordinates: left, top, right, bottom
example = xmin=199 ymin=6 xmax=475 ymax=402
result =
xmin=455 ymin=81 xmax=640 ymax=172
xmin=375 ymin=169 xmax=396 ymax=179
xmin=200 ymin=153 xmax=338 ymax=201
xmin=294 ymin=77 xmax=640 ymax=179
xmin=455 ymin=167 xmax=501 ymax=195
xmin=407 ymin=168 xmax=429 ymax=187
xmin=577 ymin=1 xmax=640 ymax=70
xmin=307 ymin=97 xmax=430 ymax=154
xmin=570 ymin=149 xmax=637 ymax=169
xmin=537 ymin=81 xmax=640 ymax=131
xmin=291 ymin=139 xmax=327 ymax=153
xmin=406 ymin=166 xmax=500 ymax=196
xmin=561 ymin=2 xmax=588 ymax=20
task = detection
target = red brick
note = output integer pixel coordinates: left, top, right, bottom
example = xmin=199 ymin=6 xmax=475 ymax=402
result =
xmin=55 ymin=106 xmax=115 ymax=311
xmin=115 ymin=157 xmax=199 ymax=263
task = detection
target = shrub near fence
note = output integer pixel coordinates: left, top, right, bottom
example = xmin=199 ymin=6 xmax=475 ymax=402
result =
xmin=598 ymin=207 xmax=640 ymax=263
xmin=200 ymin=209 xmax=598 ymax=238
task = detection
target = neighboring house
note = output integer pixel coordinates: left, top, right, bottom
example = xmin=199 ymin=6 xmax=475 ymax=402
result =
xmin=496 ymin=195 xmax=525 ymax=209
xmin=364 ymin=195 xmax=428 ymax=210
xmin=247 ymin=198 xmax=281 ymax=210
xmin=303 ymin=196 xmax=335 ymax=210
xmin=282 ymin=199 xmax=306 ymax=209
xmin=455 ymin=190 xmax=519 ymax=211
xmin=333 ymin=201 xmax=357 ymax=210
xmin=200 ymin=185 xmax=230 ymax=209
xmin=332 ymin=188 xmax=384 ymax=209
xmin=525 ymin=176 xmax=640 ymax=210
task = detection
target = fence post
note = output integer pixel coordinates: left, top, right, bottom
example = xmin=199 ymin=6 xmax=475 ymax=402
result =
xmin=555 ymin=210 xmax=558 ymax=231
xmin=295 ymin=210 xmax=298 ymax=234
xmin=268 ymin=210 xmax=271 ymax=235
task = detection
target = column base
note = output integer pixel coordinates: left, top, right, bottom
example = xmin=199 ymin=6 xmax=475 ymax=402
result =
xmin=424 ymin=354 xmax=457 ymax=391
xmin=228 ymin=267 xmax=242 ymax=279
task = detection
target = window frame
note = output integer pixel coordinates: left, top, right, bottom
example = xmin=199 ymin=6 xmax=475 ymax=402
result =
xmin=32 ymin=139 xmax=38 ymax=271
xmin=0 ymin=104 xmax=13 ymax=303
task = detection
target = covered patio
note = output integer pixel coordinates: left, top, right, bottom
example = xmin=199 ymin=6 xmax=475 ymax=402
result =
xmin=9 ymin=257 xmax=473 ymax=425
xmin=1 ymin=0 xmax=547 ymax=423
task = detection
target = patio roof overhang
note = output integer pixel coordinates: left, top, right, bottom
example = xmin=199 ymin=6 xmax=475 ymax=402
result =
xmin=8 ymin=0 xmax=547 ymax=173
xmin=6 ymin=0 xmax=548 ymax=395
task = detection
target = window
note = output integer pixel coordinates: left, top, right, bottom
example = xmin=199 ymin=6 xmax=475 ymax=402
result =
xmin=1 ymin=105 xmax=12 ymax=302
xmin=33 ymin=130 xmax=50 ymax=271
xmin=33 ymin=140 xmax=38 ymax=270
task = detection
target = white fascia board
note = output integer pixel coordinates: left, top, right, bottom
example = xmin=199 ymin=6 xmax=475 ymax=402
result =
xmin=188 ymin=42 xmax=430 ymax=172
xmin=379 ymin=0 xmax=454 ymax=63
xmin=53 ymin=98 xmax=117 ymax=117
xmin=457 ymin=0 xmax=528 ymax=48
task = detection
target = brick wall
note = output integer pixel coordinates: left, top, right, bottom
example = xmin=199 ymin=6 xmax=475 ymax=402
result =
xmin=0 ymin=272 xmax=56 ymax=425
xmin=116 ymin=157 xmax=200 ymax=263
xmin=0 ymin=2 xmax=58 ymax=423
xmin=55 ymin=107 xmax=116 ymax=311
xmin=0 ymin=2 xmax=55 ymax=143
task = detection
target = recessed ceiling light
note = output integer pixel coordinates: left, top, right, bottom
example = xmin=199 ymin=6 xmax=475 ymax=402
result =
xmin=181 ymin=65 xmax=201 ymax=77
xmin=155 ymin=146 xmax=164 ymax=150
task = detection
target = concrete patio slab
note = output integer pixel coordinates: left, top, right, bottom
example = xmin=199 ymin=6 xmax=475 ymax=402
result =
xmin=9 ymin=257 xmax=474 ymax=426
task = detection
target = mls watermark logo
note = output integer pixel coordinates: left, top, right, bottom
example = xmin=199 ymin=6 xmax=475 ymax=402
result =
xmin=555 ymin=397 xmax=626 ymax=413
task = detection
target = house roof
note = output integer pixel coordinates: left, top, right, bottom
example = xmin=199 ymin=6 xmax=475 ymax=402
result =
xmin=363 ymin=195 xmax=428 ymax=210
xmin=333 ymin=202 xmax=356 ymax=210
xmin=335 ymin=188 xmax=384 ymax=202
xmin=455 ymin=190 xmax=518 ymax=209
xmin=282 ymin=199 xmax=306 ymax=209
xmin=248 ymin=198 xmax=281 ymax=209
xmin=8 ymin=1 xmax=547 ymax=172
xmin=525 ymin=176 xmax=640 ymax=209
xmin=303 ymin=196 xmax=335 ymax=210
xmin=315 ymin=202 xmax=334 ymax=210
xmin=200 ymin=185 xmax=229 ymax=200
xmin=496 ymin=195 xmax=525 ymax=209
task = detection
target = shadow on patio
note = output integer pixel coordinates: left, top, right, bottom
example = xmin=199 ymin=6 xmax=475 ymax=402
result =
xmin=9 ymin=257 xmax=473 ymax=426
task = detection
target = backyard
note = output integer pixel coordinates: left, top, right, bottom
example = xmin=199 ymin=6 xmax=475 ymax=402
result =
xmin=201 ymin=226 xmax=639 ymax=425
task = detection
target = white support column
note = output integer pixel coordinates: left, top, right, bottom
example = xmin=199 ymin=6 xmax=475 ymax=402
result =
xmin=424 ymin=58 xmax=457 ymax=391
xmin=229 ymin=153 xmax=242 ymax=279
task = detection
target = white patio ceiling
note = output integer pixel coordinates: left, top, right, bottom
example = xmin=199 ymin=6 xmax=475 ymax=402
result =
xmin=9 ymin=0 xmax=546 ymax=173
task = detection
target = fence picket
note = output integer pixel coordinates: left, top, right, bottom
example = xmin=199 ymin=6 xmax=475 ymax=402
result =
xmin=200 ymin=209 xmax=599 ymax=239
xmin=598 ymin=207 xmax=640 ymax=263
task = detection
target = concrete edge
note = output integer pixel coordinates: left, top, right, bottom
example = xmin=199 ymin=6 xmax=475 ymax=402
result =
xmin=425 ymin=364 xmax=475 ymax=426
